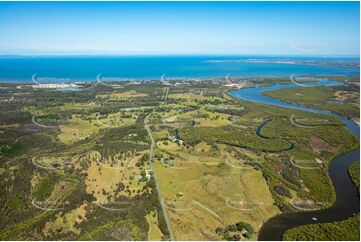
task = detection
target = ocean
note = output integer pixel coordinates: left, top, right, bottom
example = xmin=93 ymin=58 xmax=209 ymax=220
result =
xmin=0 ymin=56 xmax=359 ymax=83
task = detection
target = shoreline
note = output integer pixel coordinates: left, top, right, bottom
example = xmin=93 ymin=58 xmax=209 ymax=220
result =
xmin=0 ymin=73 xmax=359 ymax=85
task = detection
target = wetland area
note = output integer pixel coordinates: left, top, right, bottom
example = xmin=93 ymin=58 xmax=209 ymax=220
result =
xmin=0 ymin=68 xmax=359 ymax=240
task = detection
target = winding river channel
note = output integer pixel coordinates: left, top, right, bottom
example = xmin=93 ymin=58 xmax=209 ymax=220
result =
xmin=228 ymin=80 xmax=360 ymax=240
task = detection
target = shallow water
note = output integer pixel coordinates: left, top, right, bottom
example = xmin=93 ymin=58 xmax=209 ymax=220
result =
xmin=0 ymin=56 xmax=359 ymax=83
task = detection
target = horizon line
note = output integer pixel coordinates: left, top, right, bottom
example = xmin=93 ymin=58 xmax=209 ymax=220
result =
xmin=0 ymin=54 xmax=360 ymax=58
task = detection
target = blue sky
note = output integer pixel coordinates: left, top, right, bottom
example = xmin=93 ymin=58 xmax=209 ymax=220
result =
xmin=0 ymin=1 xmax=359 ymax=56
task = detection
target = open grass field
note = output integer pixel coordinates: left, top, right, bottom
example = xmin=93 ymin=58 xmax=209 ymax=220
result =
xmin=146 ymin=211 xmax=163 ymax=240
xmin=43 ymin=202 xmax=88 ymax=236
xmin=82 ymin=150 xmax=152 ymax=203
xmin=58 ymin=116 xmax=102 ymax=143
xmin=149 ymin=85 xmax=358 ymax=239
xmin=154 ymin=155 xmax=279 ymax=240
xmin=0 ymin=78 xmax=358 ymax=240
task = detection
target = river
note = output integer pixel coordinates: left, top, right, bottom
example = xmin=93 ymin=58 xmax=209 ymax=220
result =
xmin=228 ymin=80 xmax=360 ymax=240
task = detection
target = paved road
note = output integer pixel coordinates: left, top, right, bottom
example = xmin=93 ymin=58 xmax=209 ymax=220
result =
xmin=144 ymin=88 xmax=175 ymax=240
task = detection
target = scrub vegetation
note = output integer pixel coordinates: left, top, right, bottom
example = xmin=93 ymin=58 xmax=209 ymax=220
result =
xmin=283 ymin=160 xmax=360 ymax=241
xmin=0 ymin=76 xmax=359 ymax=240
xmin=263 ymin=81 xmax=360 ymax=124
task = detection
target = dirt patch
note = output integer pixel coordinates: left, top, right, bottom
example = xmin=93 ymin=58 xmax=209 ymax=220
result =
xmin=43 ymin=202 xmax=87 ymax=236
xmin=194 ymin=142 xmax=211 ymax=153
xmin=309 ymin=136 xmax=337 ymax=152
xmin=315 ymin=158 xmax=323 ymax=164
